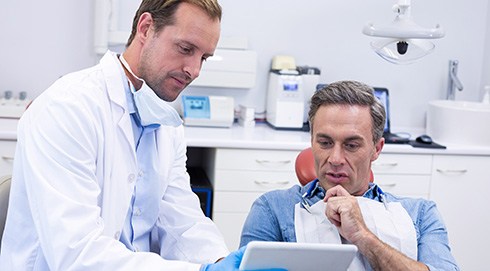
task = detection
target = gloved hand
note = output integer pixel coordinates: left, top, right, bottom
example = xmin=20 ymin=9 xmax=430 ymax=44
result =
xmin=201 ymin=246 xmax=286 ymax=271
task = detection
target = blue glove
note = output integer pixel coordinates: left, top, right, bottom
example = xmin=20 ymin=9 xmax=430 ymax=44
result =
xmin=201 ymin=246 xmax=286 ymax=271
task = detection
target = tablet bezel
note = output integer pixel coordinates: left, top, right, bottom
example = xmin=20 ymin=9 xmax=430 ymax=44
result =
xmin=239 ymin=241 xmax=358 ymax=271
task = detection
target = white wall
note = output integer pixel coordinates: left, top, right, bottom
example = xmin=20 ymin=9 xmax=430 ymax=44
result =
xmin=1 ymin=0 xmax=489 ymax=131
xmin=0 ymin=0 xmax=98 ymax=99
xmin=481 ymin=2 xmax=490 ymax=97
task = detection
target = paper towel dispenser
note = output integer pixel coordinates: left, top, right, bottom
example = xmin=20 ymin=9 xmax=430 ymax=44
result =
xmin=190 ymin=48 xmax=257 ymax=89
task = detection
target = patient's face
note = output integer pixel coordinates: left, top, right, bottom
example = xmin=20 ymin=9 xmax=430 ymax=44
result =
xmin=311 ymin=104 xmax=383 ymax=196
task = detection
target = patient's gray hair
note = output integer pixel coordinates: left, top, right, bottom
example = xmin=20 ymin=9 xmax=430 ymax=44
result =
xmin=308 ymin=80 xmax=386 ymax=143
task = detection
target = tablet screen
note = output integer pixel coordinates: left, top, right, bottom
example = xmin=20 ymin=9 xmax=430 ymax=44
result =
xmin=239 ymin=241 xmax=357 ymax=271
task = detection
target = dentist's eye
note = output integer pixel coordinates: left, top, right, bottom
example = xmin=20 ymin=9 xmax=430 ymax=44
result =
xmin=178 ymin=44 xmax=193 ymax=55
xmin=180 ymin=46 xmax=191 ymax=54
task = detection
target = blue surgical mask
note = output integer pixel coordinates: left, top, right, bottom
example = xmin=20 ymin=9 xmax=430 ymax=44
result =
xmin=119 ymin=55 xmax=183 ymax=127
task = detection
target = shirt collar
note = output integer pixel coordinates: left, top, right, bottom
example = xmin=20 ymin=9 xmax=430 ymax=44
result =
xmin=303 ymin=180 xmax=381 ymax=205
xmin=118 ymin=54 xmax=137 ymax=115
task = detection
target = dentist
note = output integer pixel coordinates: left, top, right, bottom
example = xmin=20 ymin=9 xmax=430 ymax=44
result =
xmin=0 ymin=1 xmax=265 ymax=270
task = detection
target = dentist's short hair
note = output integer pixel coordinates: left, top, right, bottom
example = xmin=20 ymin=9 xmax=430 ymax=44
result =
xmin=308 ymin=80 xmax=386 ymax=144
xmin=126 ymin=0 xmax=222 ymax=47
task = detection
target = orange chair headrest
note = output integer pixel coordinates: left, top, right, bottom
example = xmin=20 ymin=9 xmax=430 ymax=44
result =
xmin=295 ymin=147 xmax=317 ymax=186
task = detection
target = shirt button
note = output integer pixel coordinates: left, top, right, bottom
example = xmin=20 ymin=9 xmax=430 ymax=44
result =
xmin=114 ymin=231 xmax=120 ymax=239
xmin=138 ymin=170 xmax=144 ymax=178
xmin=128 ymin=174 xmax=136 ymax=184
xmin=134 ymin=207 xmax=142 ymax=216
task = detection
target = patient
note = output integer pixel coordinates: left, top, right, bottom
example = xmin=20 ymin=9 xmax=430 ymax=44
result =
xmin=240 ymin=81 xmax=459 ymax=271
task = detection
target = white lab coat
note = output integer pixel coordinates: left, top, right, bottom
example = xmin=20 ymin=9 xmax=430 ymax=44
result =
xmin=0 ymin=51 xmax=229 ymax=270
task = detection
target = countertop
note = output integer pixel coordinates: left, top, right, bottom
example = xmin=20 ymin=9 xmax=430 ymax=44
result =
xmin=2 ymin=118 xmax=490 ymax=156
xmin=185 ymin=123 xmax=490 ymax=156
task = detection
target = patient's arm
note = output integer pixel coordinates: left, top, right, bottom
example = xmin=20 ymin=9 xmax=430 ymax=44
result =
xmin=324 ymin=185 xmax=429 ymax=271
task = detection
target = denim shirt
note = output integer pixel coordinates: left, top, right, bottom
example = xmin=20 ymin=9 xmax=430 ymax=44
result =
xmin=240 ymin=181 xmax=459 ymax=271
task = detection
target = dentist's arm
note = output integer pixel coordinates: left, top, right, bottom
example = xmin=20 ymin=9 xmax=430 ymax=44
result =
xmin=324 ymin=185 xmax=429 ymax=271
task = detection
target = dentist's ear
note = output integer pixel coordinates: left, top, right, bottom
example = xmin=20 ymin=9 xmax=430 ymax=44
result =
xmin=136 ymin=12 xmax=154 ymax=44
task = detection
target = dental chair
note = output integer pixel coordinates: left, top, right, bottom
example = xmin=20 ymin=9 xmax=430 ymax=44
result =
xmin=0 ymin=175 xmax=11 ymax=246
xmin=294 ymin=147 xmax=374 ymax=186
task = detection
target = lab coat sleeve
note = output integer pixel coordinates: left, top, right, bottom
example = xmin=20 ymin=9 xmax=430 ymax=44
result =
xmin=14 ymin=80 xmax=202 ymax=271
xmin=154 ymin=125 xmax=230 ymax=263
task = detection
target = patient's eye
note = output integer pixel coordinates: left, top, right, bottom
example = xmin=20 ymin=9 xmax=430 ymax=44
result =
xmin=318 ymin=139 xmax=333 ymax=148
xmin=344 ymin=142 xmax=360 ymax=152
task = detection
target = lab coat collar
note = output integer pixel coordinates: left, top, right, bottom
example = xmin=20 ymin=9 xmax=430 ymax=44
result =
xmin=99 ymin=50 xmax=137 ymax=162
xmin=100 ymin=51 xmax=130 ymax=113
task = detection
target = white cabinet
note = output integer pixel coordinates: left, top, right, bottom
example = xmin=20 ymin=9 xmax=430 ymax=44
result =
xmin=430 ymin=155 xmax=490 ymax=271
xmin=0 ymin=140 xmax=16 ymax=177
xmin=212 ymin=148 xmax=300 ymax=250
xmin=372 ymin=153 xmax=432 ymax=199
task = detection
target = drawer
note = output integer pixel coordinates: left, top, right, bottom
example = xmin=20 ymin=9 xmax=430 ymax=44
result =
xmin=213 ymin=191 xmax=265 ymax=212
xmin=375 ymin=174 xmax=430 ymax=199
xmin=0 ymin=140 xmax=16 ymax=176
xmin=214 ymin=169 xmax=297 ymax=191
xmin=372 ymin=154 xmax=432 ymax=175
xmin=215 ymin=148 xmax=299 ymax=171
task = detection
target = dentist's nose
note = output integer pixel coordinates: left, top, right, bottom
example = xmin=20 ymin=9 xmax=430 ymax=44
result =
xmin=183 ymin=57 xmax=202 ymax=80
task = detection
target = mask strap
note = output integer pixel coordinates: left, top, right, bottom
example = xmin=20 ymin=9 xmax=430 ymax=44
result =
xmin=119 ymin=55 xmax=144 ymax=90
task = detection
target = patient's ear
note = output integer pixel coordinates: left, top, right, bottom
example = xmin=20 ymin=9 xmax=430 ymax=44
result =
xmin=371 ymin=137 xmax=384 ymax=162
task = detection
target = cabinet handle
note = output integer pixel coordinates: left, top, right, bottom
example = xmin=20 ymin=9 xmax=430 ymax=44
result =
xmin=373 ymin=162 xmax=398 ymax=167
xmin=254 ymin=180 xmax=290 ymax=186
xmin=255 ymin=160 xmax=291 ymax=167
xmin=1 ymin=156 xmax=14 ymax=162
xmin=378 ymin=183 xmax=397 ymax=187
xmin=436 ymin=169 xmax=468 ymax=175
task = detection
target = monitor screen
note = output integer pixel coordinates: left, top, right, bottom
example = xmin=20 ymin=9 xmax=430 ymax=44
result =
xmin=373 ymin=87 xmax=390 ymax=133
xmin=182 ymin=95 xmax=211 ymax=119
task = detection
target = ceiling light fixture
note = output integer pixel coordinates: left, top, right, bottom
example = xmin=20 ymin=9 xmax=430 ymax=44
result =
xmin=362 ymin=0 xmax=445 ymax=64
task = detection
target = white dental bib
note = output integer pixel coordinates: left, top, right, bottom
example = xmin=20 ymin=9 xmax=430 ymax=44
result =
xmin=294 ymin=195 xmax=417 ymax=270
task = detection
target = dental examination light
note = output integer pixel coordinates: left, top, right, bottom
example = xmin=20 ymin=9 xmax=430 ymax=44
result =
xmin=362 ymin=0 xmax=445 ymax=64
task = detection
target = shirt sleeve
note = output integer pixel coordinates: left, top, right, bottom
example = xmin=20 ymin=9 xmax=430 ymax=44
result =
xmin=415 ymin=200 xmax=460 ymax=271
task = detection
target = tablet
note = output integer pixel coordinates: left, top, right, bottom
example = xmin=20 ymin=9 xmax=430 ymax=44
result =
xmin=239 ymin=241 xmax=357 ymax=271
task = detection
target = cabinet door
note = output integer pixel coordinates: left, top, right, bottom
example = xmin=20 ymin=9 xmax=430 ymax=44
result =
xmin=430 ymin=155 xmax=490 ymax=271
xmin=215 ymin=148 xmax=298 ymax=172
xmin=372 ymin=153 xmax=432 ymax=199
xmin=375 ymin=175 xmax=430 ymax=199
xmin=212 ymin=212 xmax=248 ymax=251
xmin=212 ymin=148 xmax=300 ymax=250
xmin=0 ymin=140 xmax=16 ymax=177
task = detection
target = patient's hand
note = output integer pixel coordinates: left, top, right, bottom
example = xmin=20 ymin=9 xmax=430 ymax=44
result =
xmin=324 ymin=185 xmax=372 ymax=244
